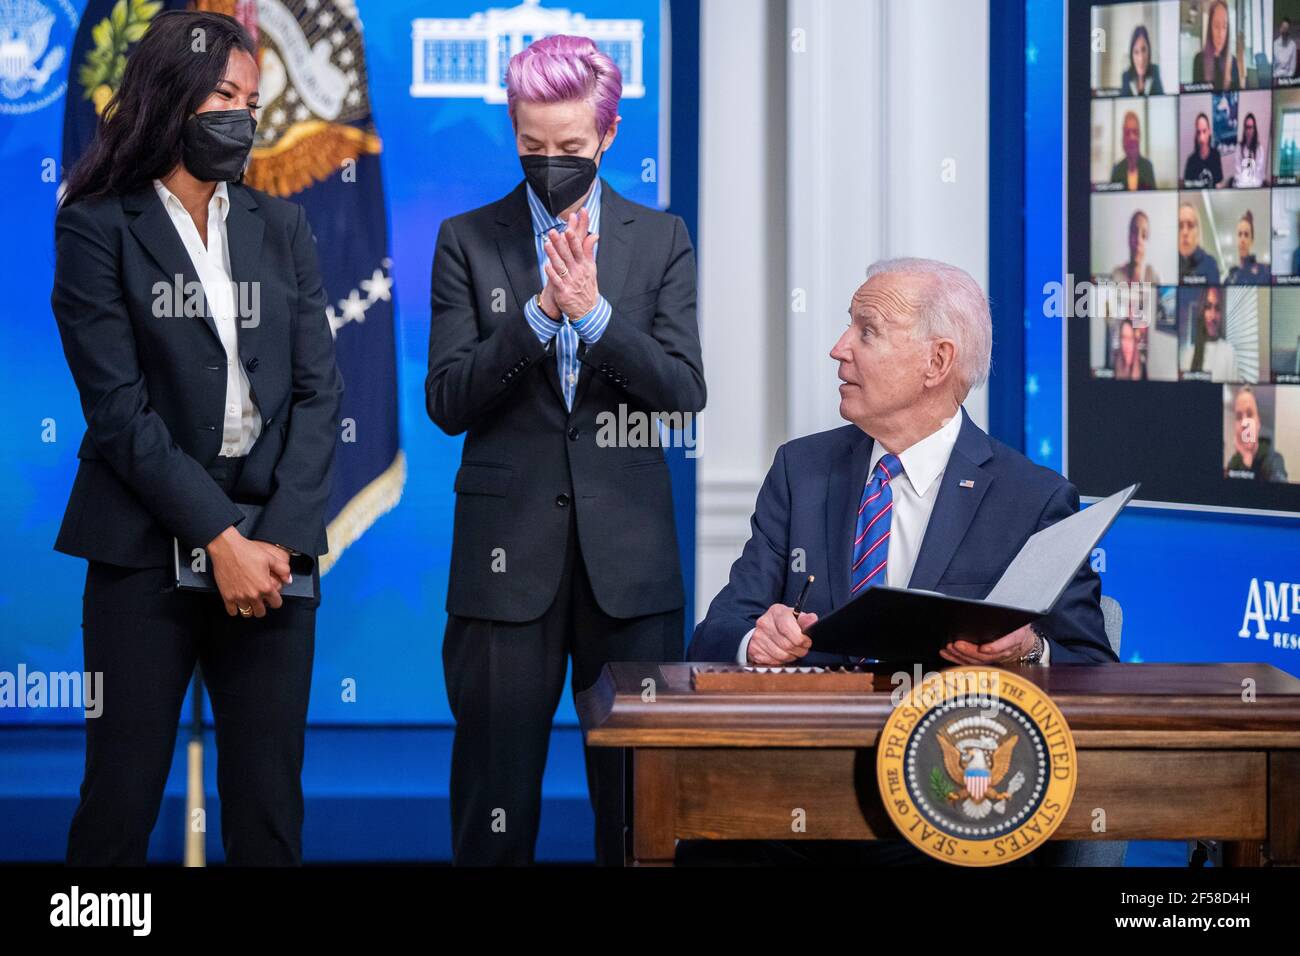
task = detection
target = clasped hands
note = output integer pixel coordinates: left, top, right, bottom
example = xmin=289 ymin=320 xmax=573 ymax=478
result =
xmin=745 ymin=602 xmax=1037 ymax=666
xmin=206 ymin=525 xmax=293 ymax=618
xmin=537 ymin=207 xmax=600 ymax=321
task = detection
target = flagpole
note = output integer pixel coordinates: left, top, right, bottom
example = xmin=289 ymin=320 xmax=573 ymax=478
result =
xmin=183 ymin=668 xmax=206 ymax=867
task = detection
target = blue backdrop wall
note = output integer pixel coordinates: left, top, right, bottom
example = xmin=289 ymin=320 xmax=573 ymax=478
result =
xmin=0 ymin=0 xmax=693 ymax=862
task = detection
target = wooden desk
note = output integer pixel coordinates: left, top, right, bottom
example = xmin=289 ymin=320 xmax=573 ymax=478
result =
xmin=577 ymin=662 xmax=1300 ymax=866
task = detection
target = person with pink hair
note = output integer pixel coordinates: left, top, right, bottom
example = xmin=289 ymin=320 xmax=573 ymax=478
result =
xmin=426 ymin=34 xmax=705 ymax=866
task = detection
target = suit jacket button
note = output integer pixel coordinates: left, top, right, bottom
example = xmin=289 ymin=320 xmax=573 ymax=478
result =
xmin=555 ymin=493 xmax=570 ymax=507
xmin=567 ymin=427 xmax=580 ymax=440
xmin=246 ymin=357 xmax=259 ymax=372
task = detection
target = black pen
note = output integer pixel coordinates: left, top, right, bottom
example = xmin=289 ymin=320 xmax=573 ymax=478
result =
xmin=791 ymin=574 xmax=815 ymax=615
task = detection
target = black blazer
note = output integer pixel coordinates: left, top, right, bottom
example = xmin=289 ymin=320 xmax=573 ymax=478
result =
xmin=426 ymin=179 xmax=705 ymax=622
xmin=51 ymin=183 xmax=344 ymax=568
xmin=1189 ymin=51 xmax=1240 ymax=89
xmin=1109 ymin=155 xmax=1156 ymax=190
xmin=1119 ymin=63 xmax=1163 ymax=95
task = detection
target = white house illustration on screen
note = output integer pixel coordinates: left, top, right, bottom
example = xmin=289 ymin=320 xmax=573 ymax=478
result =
xmin=410 ymin=0 xmax=645 ymax=101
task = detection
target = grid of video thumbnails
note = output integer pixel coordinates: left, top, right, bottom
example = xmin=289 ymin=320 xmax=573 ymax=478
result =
xmin=1091 ymin=0 xmax=1299 ymax=484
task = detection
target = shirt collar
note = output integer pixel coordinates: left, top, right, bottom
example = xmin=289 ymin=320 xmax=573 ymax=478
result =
xmin=152 ymin=178 xmax=231 ymax=222
xmin=525 ymin=176 xmax=602 ymax=238
xmin=869 ymin=410 xmax=964 ymax=498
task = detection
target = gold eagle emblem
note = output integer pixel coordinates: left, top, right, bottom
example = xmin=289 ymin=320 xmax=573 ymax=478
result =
xmin=939 ymin=731 xmax=1019 ymax=803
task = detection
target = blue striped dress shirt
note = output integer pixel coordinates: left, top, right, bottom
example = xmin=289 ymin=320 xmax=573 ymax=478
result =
xmin=521 ymin=178 xmax=612 ymax=409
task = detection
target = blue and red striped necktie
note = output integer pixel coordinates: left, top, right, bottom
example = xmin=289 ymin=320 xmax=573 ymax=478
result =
xmin=851 ymin=453 xmax=900 ymax=595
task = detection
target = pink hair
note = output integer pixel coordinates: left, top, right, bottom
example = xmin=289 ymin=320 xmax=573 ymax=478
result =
xmin=506 ymin=35 xmax=622 ymax=136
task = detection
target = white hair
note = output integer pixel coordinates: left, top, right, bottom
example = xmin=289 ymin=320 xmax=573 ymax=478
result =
xmin=861 ymin=257 xmax=993 ymax=398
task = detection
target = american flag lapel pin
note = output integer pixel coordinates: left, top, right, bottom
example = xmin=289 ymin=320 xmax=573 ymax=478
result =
xmin=959 ymin=479 xmax=975 ymax=489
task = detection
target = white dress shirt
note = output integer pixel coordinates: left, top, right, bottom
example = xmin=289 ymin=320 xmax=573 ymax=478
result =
xmin=1275 ymin=37 xmax=1297 ymax=78
xmin=1235 ymin=148 xmax=1264 ymax=188
xmin=152 ymin=179 xmax=261 ymax=457
xmin=736 ymin=413 xmax=1049 ymax=664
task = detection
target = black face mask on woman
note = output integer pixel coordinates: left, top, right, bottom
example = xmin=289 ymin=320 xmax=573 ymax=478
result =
xmin=519 ymin=139 xmax=603 ymax=217
xmin=182 ymin=109 xmax=257 ymax=182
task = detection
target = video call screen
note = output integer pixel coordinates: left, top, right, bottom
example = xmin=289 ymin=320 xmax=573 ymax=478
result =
xmin=1069 ymin=0 xmax=1300 ymax=514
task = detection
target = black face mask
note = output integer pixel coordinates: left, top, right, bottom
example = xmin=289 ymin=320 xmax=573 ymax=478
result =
xmin=520 ymin=140 xmax=602 ymax=217
xmin=182 ymin=109 xmax=256 ymax=183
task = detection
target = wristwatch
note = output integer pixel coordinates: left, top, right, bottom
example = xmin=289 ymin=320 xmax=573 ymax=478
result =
xmin=1019 ymin=624 xmax=1047 ymax=664
xmin=535 ymin=292 xmax=559 ymax=321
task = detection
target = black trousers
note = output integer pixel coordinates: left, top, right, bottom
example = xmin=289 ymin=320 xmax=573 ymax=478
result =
xmin=66 ymin=456 xmax=316 ymax=866
xmin=443 ymin=509 xmax=683 ymax=866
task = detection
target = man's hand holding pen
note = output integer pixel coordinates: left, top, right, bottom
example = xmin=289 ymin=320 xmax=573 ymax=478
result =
xmin=746 ymin=574 xmax=818 ymax=666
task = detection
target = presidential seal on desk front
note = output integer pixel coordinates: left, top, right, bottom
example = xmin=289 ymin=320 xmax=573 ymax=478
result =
xmin=876 ymin=667 xmax=1077 ymax=866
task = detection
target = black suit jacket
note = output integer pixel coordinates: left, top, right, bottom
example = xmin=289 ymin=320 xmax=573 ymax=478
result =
xmin=1190 ymin=52 xmax=1240 ymax=90
xmin=1109 ymin=155 xmax=1156 ymax=190
xmin=427 ymin=179 xmax=705 ymax=622
xmin=1119 ymin=63 xmax=1163 ymax=95
xmin=689 ymin=411 xmax=1116 ymax=665
xmin=51 ymin=183 xmax=343 ymax=567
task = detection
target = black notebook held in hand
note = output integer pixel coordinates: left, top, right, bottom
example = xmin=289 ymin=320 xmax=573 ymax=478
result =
xmin=173 ymin=503 xmax=318 ymax=599
xmin=805 ymin=484 xmax=1138 ymax=661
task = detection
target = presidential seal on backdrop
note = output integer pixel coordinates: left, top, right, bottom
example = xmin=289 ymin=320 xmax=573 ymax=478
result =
xmin=0 ymin=0 xmax=76 ymax=115
xmin=877 ymin=667 xmax=1077 ymax=866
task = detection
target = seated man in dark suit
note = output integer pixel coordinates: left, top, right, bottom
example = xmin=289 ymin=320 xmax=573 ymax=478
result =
xmin=690 ymin=257 xmax=1115 ymax=669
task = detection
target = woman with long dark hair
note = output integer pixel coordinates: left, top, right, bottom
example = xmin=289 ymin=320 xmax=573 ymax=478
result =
xmin=1191 ymin=0 xmax=1241 ymax=90
xmin=1181 ymin=286 xmax=1239 ymax=381
xmin=1234 ymin=112 xmax=1266 ymax=187
xmin=1120 ymin=24 xmax=1164 ymax=95
xmin=53 ymin=10 xmax=342 ymax=865
xmin=1112 ymin=317 xmax=1146 ymax=380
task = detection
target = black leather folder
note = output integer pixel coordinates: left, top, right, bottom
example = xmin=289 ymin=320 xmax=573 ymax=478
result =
xmin=173 ymin=503 xmax=318 ymax=599
xmin=806 ymin=484 xmax=1138 ymax=660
